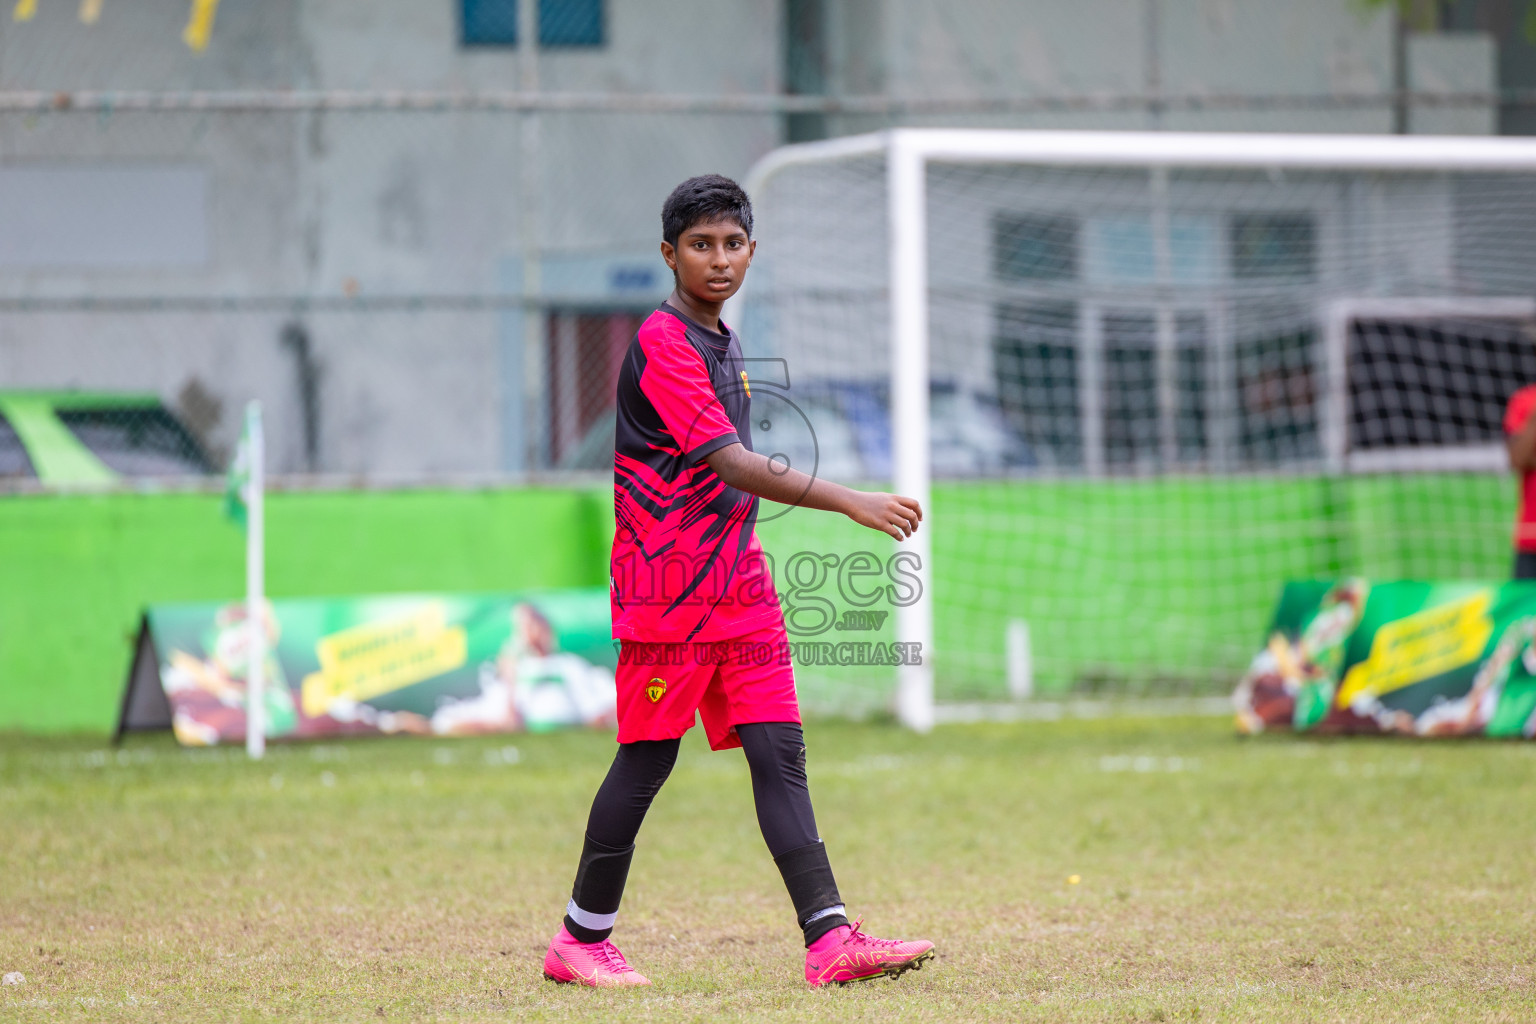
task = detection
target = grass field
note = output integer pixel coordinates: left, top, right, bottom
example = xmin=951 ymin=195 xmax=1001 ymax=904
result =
xmin=3 ymin=716 xmax=1535 ymax=1022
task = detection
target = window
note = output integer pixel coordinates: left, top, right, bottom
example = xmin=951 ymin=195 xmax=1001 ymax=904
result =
xmin=461 ymin=0 xmax=604 ymax=47
xmin=1175 ymin=323 xmax=1209 ymax=461
xmin=993 ymin=303 xmax=1215 ymax=473
xmin=1084 ymin=215 xmax=1219 ymax=285
xmin=993 ymin=302 xmax=1080 ymax=468
xmin=992 ymin=214 xmax=1078 ymax=282
xmin=1101 ymin=313 xmax=1159 ymax=469
xmin=545 ymin=309 xmax=647 ymax=468
xmin=1098 ymin=312 xmax=1210 ymax=470
xmin=1236 ymin=328 xmax=1318 ymax=464
xmin=1230 ymin=213 xmax=1316 ymax=280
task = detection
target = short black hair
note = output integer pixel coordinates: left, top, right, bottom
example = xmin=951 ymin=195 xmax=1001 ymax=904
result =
xmin=661 ymin=174 xmax=753 ymax=249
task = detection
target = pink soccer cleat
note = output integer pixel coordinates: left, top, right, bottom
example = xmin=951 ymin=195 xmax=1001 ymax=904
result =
xmin=804 ymin=919 xmax=936 ymax=987
xmin=542 ymin=925 xmax=651 ymax=987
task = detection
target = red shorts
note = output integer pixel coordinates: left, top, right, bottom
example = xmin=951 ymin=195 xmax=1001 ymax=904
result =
xmin=615 ymin=620 xmax=800 ymax=751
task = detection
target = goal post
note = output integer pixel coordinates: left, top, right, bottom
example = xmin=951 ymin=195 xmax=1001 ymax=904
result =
xmin=886 ymin=132 xmax=936 ymax=733
xmin=733 ymin=129 xmax=1536 ymax=732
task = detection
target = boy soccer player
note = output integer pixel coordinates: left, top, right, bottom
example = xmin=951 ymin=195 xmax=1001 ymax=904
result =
xmin=542 ymin=175 xmax=936 ymax=988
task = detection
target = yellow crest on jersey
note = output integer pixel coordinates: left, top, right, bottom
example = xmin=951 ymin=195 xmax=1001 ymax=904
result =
xmin=646 ymin=678 xmax=667 ymax=703
xmin=739 ymin=370 xmax=751 ymax=397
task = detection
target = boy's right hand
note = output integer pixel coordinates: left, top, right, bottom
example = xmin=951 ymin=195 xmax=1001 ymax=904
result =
xmin=845 ymin=491 xmax=923 ymax=541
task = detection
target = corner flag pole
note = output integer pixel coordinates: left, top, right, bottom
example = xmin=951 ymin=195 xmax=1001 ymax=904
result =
xmin=245 ymin=401 xmax=266 ymax=760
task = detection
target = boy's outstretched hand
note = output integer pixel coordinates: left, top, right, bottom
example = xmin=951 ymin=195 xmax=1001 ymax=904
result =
xmin=845 ymin=490 xmax=923 ymax=541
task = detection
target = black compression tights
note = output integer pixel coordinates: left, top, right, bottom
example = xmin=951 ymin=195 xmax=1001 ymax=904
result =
xmin=583 ymin=738 xmax=681 ymax=850
xmin=564 ymin=723 xmax=848 ymax=946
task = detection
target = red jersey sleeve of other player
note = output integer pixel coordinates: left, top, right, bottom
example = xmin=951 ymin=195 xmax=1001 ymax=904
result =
xmin=1504 ymin=385 xmax=1536 ymax=553
xmin=636 ymin=312 xmax=739 ymax=462
xmin=1504 ymin=385 xmax=1536 ymax=436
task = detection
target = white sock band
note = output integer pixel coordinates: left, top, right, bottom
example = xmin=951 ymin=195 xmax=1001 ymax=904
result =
xmin=805 ymin=904 xmax=846 ymax=926
xmin=566 ymin=900 xmax=618 ymax=931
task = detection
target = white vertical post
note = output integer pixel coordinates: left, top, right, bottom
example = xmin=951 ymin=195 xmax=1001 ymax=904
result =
xmin=245 ymin=401 xmax=266 ymax=760
xmin=1321 ymin=301 xmax=1350 ymax=473
xmin=1006 ymin=618 xmax=1033 ymax=699
xmin=1150 ymin=165 xmax=1178 ymax=469
xmin=1208 ymin=298 xmax=1233 ymax=472
xmin=888 ymin=132 xmax=934 ymax=733
xmin=1079 ymin=301 xmax=1105 ymax=478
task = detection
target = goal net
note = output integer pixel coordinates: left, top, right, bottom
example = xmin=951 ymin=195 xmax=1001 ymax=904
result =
xmin=731 ymin=130 xmax=1536 ymax=727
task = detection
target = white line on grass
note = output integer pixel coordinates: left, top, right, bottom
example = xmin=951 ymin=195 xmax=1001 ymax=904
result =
xmin=935 ymin=696 xmax=1232 ymax=724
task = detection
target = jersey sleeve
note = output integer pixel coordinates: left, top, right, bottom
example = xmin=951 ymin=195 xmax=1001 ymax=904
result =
xmin=636 ymin=315 xmax=740 ymax=462
xmin=1506 ymin=388 xmax=1534 ymax=436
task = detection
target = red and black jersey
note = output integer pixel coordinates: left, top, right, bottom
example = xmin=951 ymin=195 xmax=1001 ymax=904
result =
xmin=610 ymin=303 xmax=782 ymax=643
xmin=1506 ymin=385 xmax=1536 ymax=553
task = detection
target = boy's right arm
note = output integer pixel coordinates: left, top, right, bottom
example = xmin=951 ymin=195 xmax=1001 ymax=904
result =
xmin=703 ymin=442 xmax=922 ymax=542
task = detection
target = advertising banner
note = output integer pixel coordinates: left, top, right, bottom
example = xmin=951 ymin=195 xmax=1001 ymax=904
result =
xmin=1234 ymin=580 xmax=1536 ymax=738
xmin=117 ymin=589 xmax=617 ymax=745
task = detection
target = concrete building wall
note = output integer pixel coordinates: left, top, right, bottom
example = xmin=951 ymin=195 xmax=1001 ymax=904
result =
xmin=824 ymin=0 xmax=1494 ymax=136
xmin=0 ymin=0 xmax=1504 ymax=477
xmin=0 ymin=0 xmax=783 ymax=474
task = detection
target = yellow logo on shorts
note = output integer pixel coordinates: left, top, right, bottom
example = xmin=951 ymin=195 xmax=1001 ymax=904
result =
xmin=740 ymin=370 xmax=751 ymax=397
xmin=646 ymin=678 xmax=667 ymax=703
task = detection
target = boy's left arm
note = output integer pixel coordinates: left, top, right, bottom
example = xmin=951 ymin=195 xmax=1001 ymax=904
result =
xmin=703 ymin=442 xmax=921 ymax=542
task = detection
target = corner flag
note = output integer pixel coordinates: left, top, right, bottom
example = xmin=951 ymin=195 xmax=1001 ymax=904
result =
xmin=224 ymin=412 xmax=252 ymax=531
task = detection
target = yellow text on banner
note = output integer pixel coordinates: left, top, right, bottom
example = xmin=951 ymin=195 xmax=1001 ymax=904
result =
xmin=1336 ymin=591 xmax=1494 ymax=708
xmin=301 ymin=603 xmax=467 ymax=717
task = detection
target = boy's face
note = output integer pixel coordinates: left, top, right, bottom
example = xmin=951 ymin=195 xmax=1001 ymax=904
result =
xmin=660 ymin=217 xmax=755 ymax=306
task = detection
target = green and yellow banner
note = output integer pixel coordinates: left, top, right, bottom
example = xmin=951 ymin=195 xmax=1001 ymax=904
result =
xmin=118 ymin=589 xmax=616 ymax=746
xmin=1235 ymin=580 xmax=1536 ymax=738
